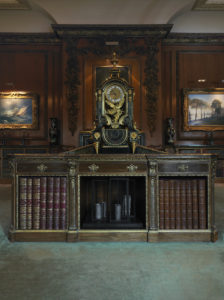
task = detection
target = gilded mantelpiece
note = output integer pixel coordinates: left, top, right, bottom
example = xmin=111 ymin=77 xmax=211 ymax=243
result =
xmin=9 ymin=153 xmax=217 ymax=242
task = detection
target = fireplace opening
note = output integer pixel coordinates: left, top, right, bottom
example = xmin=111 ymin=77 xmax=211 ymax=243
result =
xmin=80 ymin=176 xmax=146 ymax=229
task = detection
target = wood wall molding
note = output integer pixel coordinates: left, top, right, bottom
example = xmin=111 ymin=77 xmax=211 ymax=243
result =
xmin=0 ymin=33 xmax=60 ymax=45
xmin=164 ymin=33 xmax=224 ymax=45
xmin=52 ymin=24 xmax=172 ymax=38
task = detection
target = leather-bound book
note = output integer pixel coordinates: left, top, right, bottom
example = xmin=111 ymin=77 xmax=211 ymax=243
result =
xmin=169 ymin=180 xmax=176 ymax=229
xmin=40 ymin=177 xmax=47 ymax=229
xmin=180 ymin=180 xmax=187 ymax=229
xmin=47 ymin=177 xmax=54 ymax=229
xmin=164 ymin=180 xmax=170 ymax=229
xmin=198 ymin=179 xmax=207 ymax=229
xmin=19 ymin=177 xmax=27 ymax=230
xmin=53 ymin=177 xmax=60 ymax=230
xmin=32 ymin=177 xmax=41 ymax=230
xmin=60 ymin=177 xmax=67 ymax=230
xmin=26 ymin=177 xmax=33 ymax=230
xmin=186 ymin=180 xmax=193 ymax=229
xmin=175 ymin=180 xmax=181 ymax=229
xmin=192 ymin=179 xmax=199 ymax=229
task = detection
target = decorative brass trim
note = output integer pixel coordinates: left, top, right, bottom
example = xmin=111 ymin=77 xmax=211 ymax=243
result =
xmin=158 ymin=229 xmax=211 ymax=233
xmin=14 ymin=230 xmax=68 ymax=232
xmin=36 ymin=163 xmax=48 ymax=172
xmin=88 ymin=163 xmax=99 ymax=172
xmin=127 ymin=164 xmax=138 ymax=172
xmin=177 ymin=164 xmax=189 ymax=172
xmin=79 ymin=229 xmax=148 ymax=233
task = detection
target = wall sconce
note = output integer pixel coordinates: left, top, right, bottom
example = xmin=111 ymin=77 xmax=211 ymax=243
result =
xmin=198 ymin=79 xmax=206 ymax=83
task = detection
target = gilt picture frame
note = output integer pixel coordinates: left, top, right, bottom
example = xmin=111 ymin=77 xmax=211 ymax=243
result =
xmin=0 ymin=92 xmax=39 ymax=129
xmin=183 ymin=88 xmax=224 ymax=131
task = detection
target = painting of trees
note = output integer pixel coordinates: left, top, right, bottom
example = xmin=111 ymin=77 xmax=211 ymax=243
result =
xmin=211 ymin=99 xmax=222 ymax=117
xmin=185 ymin=90 xmax=224 ymax=129
xmin=189 ymin=98 xmax=209 ymax=121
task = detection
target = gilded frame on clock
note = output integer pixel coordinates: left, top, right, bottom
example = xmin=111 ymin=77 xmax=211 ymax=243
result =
xmin=183 ymin=88 xmax=224 ymax=131
xmin=0 ymin=92 xmax=39 ymax=129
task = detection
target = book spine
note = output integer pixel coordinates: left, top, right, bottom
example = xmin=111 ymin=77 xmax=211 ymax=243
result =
xmin=175 ymin=180 xmax=181 ymax=229
xmin=192 ymin=179 xmax=199 ymax=229
xmin=32 ymin=177 xmax=41 ymax=230
xmin=198 ymin=179 xmax=207 ymax=229
xmin=47 ymin=177 xmax=54 ymax=229
xmin=40 ymin=177 xmax=47 ymax=229
xmin=180 ymin=180 xmax=187 ymax=229
xmin=26 ymin=177 xmax=33 ymax=230
xmin=169 ymin=180 xmax=176 ymax=229
xmin=159 ymin=179 xmax=165 ymax=229
xmin=164 ymin=180 xmax=170 ymax=229
xmin=60 ymin=177 xmax=67 ymax=230
xmin=19 ymin=177 xmax=27 ymax=230
xmin=186 ymin=180 xmax=193 ymax=229
xmin=53 ymin=177 xmax=60 ymax=230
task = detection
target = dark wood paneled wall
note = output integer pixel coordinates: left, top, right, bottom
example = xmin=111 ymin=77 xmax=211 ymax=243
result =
xmin=0 ymin=42 xmax=62 ymax=146
xmin=162 ymin=44 xmax=224 ymax=146
xmin=0 ymin=32 xmax=224 ymax=149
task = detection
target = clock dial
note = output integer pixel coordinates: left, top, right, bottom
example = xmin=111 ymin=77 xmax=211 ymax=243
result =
xmin=106 ymin=85 xmax=124 ymax=103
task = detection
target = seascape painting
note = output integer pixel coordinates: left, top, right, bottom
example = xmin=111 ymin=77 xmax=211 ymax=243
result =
xmin=183 ymin=89 xmax=224 ymax=131
xmin=0 ymin=93 xmax=38 ymax=129
xmin=0 ymin=97 xmax=32 ymax=125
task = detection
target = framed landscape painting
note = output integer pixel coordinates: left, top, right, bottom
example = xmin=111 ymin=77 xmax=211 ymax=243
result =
xmin=183 ymin=88 xmax=224 ymax=131
xmin=0 ymin=92 xmax=38 ymax=129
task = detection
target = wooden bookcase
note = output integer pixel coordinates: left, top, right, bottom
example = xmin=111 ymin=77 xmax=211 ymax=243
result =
xmin=9 ymin=153 xmax=218 ymax=242
xmin=175 ymin=146 xmax=224 ymax=181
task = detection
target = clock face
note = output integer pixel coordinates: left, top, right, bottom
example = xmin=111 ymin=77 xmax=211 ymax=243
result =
xmin=105 ymin=85 xmax=124 ymax=103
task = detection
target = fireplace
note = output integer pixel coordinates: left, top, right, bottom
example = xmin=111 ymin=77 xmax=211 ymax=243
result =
xmin=80 ymin=176 xmax=146 ymax=230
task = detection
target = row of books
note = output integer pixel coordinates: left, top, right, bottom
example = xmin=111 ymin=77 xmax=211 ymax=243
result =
xmin=19 ymin=176 xmax=67 ymax=230
xmin=159 ymin=178 xmax=207 ymax=230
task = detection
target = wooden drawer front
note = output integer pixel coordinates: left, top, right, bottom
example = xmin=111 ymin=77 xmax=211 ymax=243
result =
xmin=17 ymin=162 xmax=68 ymax=173
xmin=79 ymin=162 xmax=147 ymax=173
xmin=158 ymin=162 xmax=209 ymax=174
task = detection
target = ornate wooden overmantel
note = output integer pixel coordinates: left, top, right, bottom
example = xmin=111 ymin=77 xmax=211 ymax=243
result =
xmin=52 ymin=24 xmax=172 ymax=137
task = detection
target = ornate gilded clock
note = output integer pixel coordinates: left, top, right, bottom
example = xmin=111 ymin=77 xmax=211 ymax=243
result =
xmin=90 ymin=53 xmax=141 ymax=154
